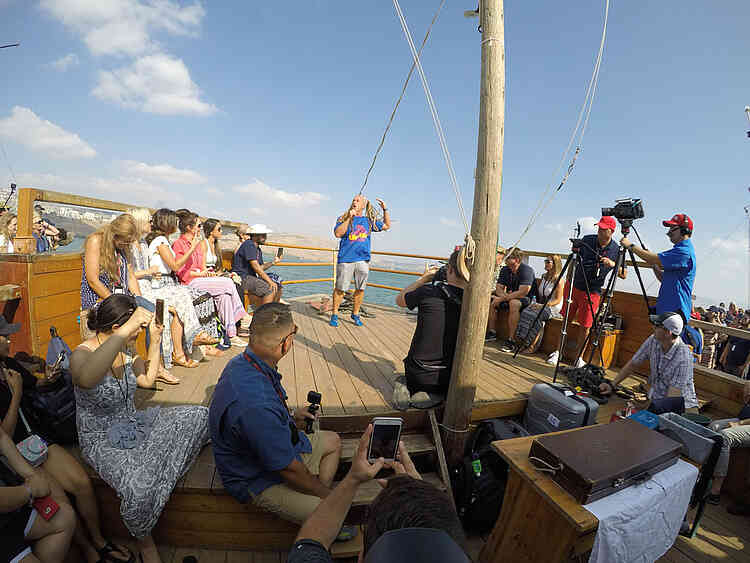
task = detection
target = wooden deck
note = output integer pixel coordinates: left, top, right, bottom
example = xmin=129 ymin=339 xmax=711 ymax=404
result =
xmin=135 ymin=298 xmax=617 ymax=422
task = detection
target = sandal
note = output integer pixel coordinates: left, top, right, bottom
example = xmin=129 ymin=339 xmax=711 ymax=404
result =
xmin=172 ymin=354 xmax=200 ymax=368
xmin=96 ymin=541 xmax=135 ymax=563
xmin=202 ymin=345 xmax=225 ymax=358
xmin=194 ymin=332 xmax=219 ymax=346
xmin=156 ymin=372 xmax=181 ymax=385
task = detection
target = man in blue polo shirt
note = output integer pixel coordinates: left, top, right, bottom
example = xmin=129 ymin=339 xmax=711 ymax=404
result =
xmin=209 ymin=303 xmax=343 ymax=525
xmin=621 ymin=213 xmax=696 ymax=323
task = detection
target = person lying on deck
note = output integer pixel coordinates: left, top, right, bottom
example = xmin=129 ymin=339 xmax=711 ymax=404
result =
xmin=209 ymin=303 xmax=350 ymax=536
xmin=393 ymin=247 xmax=469 ymax=410
xmin=287 ymin=425 xmax=469 ymax=563
xmin=599 ymin=312 xmax=699 ymax=414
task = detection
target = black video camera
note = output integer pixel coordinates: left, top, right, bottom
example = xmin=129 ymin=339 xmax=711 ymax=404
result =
xmin=306 ymin=391 xmax=322 ymax=434
xmin=601 ymin=198 xmax=644 ymax=222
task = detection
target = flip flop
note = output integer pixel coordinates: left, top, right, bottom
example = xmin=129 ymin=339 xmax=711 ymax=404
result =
xmin=172 ymin=355 xmax=200 ymax=368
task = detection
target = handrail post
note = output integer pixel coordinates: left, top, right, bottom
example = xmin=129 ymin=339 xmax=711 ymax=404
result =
xmin=14 ymin=188 xmax=38 ymax=254
xmin=443 ymin=0 xmax=505 ymax=466
xmin=332 ymin=247 xmax=337 ymax=291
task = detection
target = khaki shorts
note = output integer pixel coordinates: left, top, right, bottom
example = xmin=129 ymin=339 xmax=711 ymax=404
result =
xmin=251 ymin=430 xmax=327 ymax=524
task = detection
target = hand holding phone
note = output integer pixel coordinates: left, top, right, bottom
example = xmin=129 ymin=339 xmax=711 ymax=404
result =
xmin=32 ymin=496 xmax=59 ymax=520
xmin=368 ymin=417 xmax=403 ymax=463
xmin=155 ymin=299 xmax=164 ymax=326
xmin=277 ymin=247 xmax=284 ymax=259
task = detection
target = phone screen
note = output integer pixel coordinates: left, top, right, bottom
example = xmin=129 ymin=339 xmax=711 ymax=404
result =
xmin=155 ymin=299 xmax=164 ymax=325
xmin=277 ymin=247 xmax=284 ymax=258
xmin=369 ymin=422 xmax=401 ymax=460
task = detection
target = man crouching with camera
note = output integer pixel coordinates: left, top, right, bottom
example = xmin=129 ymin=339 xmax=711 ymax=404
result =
xmin=209 ymin=304 xmax=351 ymax=536
xmin=599 ymin=312 xmax=699 ymax=414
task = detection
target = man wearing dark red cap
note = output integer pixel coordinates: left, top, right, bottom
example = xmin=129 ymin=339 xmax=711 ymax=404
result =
xmin=548 ymin=215 xmax=623 ymax=367
xmin=621 ymin=213 xmax=696 ymax=323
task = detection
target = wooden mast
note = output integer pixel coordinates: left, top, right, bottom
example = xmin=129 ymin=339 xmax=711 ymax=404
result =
xmin=443 ymin=0 xmax=505 ymax=465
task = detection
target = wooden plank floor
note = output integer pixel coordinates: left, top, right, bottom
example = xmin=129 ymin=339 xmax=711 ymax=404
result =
xmin=134 ymin=299 xmax=617 ymax=421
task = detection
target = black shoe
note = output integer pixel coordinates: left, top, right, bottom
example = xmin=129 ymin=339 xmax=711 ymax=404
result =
xmin=706 ymin=493 xmax=721 ymax=505
xmin=485 ymin=330 xmax=497 ymax=342
xmin=500 ymin=340 xmax=516 ymax=353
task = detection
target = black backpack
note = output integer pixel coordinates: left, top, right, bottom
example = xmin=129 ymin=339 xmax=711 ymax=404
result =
xmin=451 ymin=419 xmax=529 ymax=533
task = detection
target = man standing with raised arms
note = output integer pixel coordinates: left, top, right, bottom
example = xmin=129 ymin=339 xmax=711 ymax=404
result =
xmin=330 ymin=194 xmax=391 ymax=327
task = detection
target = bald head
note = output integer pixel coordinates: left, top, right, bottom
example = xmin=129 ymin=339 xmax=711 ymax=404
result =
xmin=249 ymin=303 xmax=295 ymax=348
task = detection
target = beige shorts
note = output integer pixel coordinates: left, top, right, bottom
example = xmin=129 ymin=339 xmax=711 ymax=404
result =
xmin=251 ymin=430 xmax=326 ymax=524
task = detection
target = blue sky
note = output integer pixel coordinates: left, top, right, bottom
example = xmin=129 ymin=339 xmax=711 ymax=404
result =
xmin=0 ymin=1 xmax=748 ymax=304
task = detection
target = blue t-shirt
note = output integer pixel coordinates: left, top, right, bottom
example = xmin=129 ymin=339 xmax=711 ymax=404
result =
xmin=232 ymin=239 xmax=264 ymax=278
xmin=208 ymin=350 xmax=312 ymax=502
xmin=656 ymin=239 xmax=696 ymax=322
xmin=34 ymin=233 xmax=50 ymax=253
xmin=335 ymin=215 xmax=384 ymax=264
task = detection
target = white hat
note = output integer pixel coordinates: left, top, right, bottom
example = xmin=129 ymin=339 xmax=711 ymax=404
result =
xmin=246 ymin=224 xmax=273 ymax=234
xmin=649 ymin=312 xmax=683 ymax=336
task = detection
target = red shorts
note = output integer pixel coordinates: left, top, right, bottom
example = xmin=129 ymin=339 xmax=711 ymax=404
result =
xmin=560 ymin=282 xmax=601 ymax=329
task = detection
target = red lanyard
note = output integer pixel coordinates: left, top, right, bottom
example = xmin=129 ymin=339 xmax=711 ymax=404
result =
xmin=243 ymin=352 xmax=290 ymax=412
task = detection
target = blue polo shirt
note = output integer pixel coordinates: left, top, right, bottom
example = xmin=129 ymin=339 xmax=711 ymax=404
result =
xmin=335 ymin=216 xmax=384 ymax=263
xmin=656 ymin=239 xmax=696 ymax=322
xmin=232 ymin=239 xmax=263 ymax=278
xmin=208 ymin=350 xmax=311 ymax=503
xmin=573 ymin=234 xmax=619 ymax=294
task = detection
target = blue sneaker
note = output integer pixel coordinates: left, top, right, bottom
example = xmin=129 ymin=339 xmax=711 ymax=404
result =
xmin=329 ymin=314 xmax=339 ymax=327
xmin=351 ymin=314 xmax=363 ymax=326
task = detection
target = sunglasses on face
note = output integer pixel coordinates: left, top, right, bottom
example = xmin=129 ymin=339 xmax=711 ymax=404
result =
xmin=544 ymin=259 xmax=552 ymax=263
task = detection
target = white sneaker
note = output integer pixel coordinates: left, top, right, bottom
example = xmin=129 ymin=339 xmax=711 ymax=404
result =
xmin=546 ymin=350 xmax=559 ymax=365
xmin=575 ymin=357 xmax=587 ymax=368
xmin=230 ymin=336 xmax=248 ymax=347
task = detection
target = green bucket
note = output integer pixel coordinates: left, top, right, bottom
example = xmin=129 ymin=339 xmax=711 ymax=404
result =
xmin=683 ymin=412 xmax=712 ymax=427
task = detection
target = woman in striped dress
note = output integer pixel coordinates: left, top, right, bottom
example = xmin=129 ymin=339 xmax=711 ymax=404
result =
xmin=172 ymin=211 xmax=249 ymax=347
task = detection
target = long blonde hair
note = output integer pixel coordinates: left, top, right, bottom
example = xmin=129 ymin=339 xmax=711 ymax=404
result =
xmin=86 ymin=213 xmax=137 ymax=280
xmin=338 ymin=197 xmax=381 ymax=231
xmin=543 ymin=254 xmax=563 ymax=281
xmin=127 ymin=207 xmax=152 ymax=240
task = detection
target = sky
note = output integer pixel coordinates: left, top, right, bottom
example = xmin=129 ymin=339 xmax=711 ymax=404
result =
xmin=0 ymin=1 xmax=749 ymax=305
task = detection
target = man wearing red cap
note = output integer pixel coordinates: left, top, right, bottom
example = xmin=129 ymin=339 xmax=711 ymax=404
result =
xmin=621 ymin=213 xmax=696 ymax=324
xmin=548 ymin=216 xmax=623 ymax=367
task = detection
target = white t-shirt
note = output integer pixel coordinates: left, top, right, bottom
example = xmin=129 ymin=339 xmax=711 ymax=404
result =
xmin=148 ymin=236 xmax=174 ymax=274
xmin=538 ymin=277 xmax=562 ymax=316
xmin=205 ymin=241 xmax=217 ymax=269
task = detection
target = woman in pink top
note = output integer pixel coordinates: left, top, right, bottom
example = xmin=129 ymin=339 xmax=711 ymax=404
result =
xmin=172 ymin=210 xmax=249 ymax=346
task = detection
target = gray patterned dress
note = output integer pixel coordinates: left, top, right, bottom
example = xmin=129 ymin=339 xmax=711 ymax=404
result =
xmin=74 ymin=346 xmax=209 ymax=538
xmin=131 ymin=241 xmax=202 ymax=367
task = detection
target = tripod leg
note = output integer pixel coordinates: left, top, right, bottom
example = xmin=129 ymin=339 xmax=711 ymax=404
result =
xmin=553 ymin=253 xmax=578 ymax=383
xmin=584 ymin=246 xmax=626 ymax=367
xmin=627 ymin=247 xmax=653 ymax=314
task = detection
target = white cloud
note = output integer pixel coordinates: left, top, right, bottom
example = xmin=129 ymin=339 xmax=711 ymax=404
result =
xmin=49 ymin=53 xmax=80 ymax=71
xmin=711 ymin=237 xmax=745 ymax=254
xmin=0 ymin=106 xmax=96 ymax=159
xmin=122 ymin=160 xmax=206 ymax=184
xmin=439 ymin=217 xmax=458 ymax=227
xmin=93 ymin=54 xmax=217 ymax=116
xmin=232 ymin=179 xmax=328 ymax=208
xmin=40 ymin=0 xmax=205 ymax=57
xmin=205 ymin=187 xmax=222 ymax=196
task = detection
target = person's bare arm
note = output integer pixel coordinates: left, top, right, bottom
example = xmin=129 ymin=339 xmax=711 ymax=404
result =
xmin=84 ymin=235 xmax=112 ymax=300
xmin=600 ymin=359 xmax=636 ymax=395
xmin=70 ymin=307 xmax=152 ymax=389
xmin=621 ymin=237 xmax=662 ymax=266
xmin=396 ymin=269 xmax=436 ymax=308
xmin=547 ymin=281 xmax=564 ymax=309
xmin=504 ymin=284 xmax=531 ymax=301
xmin=0 ymin=368 xmax=22 ymax=436
xmin=334 ymin=208 xmax=355 ymax=238
xmin=295 ymin=425 xmax=384 ymax=548
xmin=250 ymin=260 xmax=275 ymax=286
xmin=127 ymin=264 xmax=141 ymax=297
xmin=158 ymin=241 xmax=198 ymax=272
xmin=376 ymin=198 xmax=391 ymax=231
xmin=279 ymin=459 xmax=331 ymax=499
xmin=134 ymin=317 xmax=163 ymax=388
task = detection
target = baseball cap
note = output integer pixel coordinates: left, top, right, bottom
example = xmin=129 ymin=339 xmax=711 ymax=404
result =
xmin=0 ymin=316 xmax=21 ymax=337
xmin=649 ymin=312 xmax=683 ymax=336
xmin=246 ymin=224 xmax=273 ymax=234
xmin=596 ymin=216 xmax=616 ymax=231
xmin=662 ymin=213 xmax=693 ymax=232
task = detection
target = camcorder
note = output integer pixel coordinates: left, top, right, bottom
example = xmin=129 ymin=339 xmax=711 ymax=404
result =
xmin=601 ymin=198 xmax=644 ymax=222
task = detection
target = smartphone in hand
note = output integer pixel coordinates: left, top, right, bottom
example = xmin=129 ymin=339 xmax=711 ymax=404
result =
xmin=277 ymin=247 xmax=284 ymax=259
xmin=33 ymin=496 xmax=59 ymax=520
xmin=368 ymin=417 xmax=403 ymax=463
xmin=155 ymin=299 xmax=165 ymax=326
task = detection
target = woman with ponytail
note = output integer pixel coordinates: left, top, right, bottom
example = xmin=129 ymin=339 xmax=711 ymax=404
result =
xmin=172 ymin=210 xmax=249 ymax=347
xmin=70 ymin=294 xmax=209 ymax=563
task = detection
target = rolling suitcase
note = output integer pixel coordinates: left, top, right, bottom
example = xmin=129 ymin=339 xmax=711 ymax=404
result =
xmin=523 ymin=383 xmax=599 ymax=435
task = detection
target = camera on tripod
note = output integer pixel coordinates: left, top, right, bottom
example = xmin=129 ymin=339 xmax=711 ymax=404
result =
xmin=306 ymin=391 xmax=322 ymax=434
xmin=601 ymin=198 xmax=644 ymax=222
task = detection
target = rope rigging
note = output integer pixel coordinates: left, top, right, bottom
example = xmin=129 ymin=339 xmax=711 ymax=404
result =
xmin=506 ymin=0 xmax=610 ymax=256
xmin=391 ymin=0 xmax=475 ymax=262
xmin=359 ymin=0 xmax=447 ymax=195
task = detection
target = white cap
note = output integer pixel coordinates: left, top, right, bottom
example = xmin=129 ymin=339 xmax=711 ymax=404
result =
xmin=649 ymin=312 xmax=683 ymax=336
xmin=246 ymin=224 xmax=273 ymax=234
